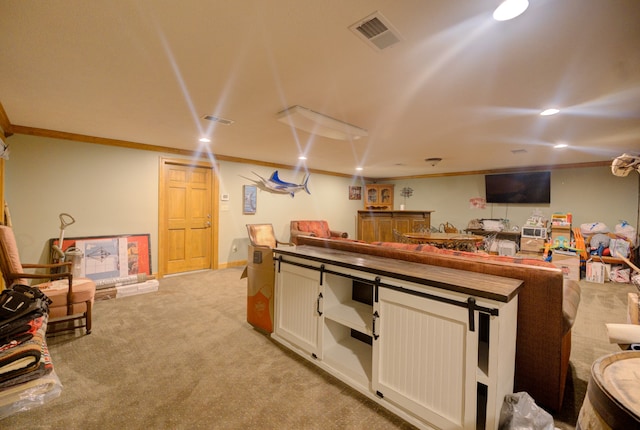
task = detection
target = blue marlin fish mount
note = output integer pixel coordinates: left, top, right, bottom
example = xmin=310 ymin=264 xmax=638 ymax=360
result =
xmin=242 ymin=171 xmax=310 ymax=197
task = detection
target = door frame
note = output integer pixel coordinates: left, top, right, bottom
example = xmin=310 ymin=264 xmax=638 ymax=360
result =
xmin=158 ymin=157 xmax=219 ymax=277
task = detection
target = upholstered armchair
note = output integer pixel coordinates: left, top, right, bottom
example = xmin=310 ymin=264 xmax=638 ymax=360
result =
xmin=0 ymin=225 xmax=96 ymax=335
xmin=246 ymin=224 xmax=293 ymax=249
xmin=289 ymin=220 xmax=348 ymax=245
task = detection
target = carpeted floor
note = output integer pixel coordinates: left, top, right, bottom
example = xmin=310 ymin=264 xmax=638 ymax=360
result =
xmin=0 ymin=267 xmax=636 ymax=429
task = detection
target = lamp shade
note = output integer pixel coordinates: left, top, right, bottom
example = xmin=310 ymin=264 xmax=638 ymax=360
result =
xmin=277 ymin=105 xmax=368 ymax=141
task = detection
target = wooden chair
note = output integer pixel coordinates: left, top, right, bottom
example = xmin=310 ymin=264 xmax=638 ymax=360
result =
xmin=246 ymin=224 xmax=293 ymax=249
xmin=392 ymin=229 xmax=409 ymax=243
xmin=0 ymin=225 xmax=95 ymax=335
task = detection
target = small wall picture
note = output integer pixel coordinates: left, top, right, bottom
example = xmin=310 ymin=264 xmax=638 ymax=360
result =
xmin=349 ymin=186 xmax=362 ymax=200
xmin=243 ymin=185 xmax=257 ymax=214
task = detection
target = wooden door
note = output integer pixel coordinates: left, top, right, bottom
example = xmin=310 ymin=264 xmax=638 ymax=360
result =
xmin=159 ymin=158 xmax=217 ymax=276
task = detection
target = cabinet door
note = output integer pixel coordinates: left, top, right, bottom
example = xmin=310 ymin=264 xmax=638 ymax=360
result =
xmin=392 ymin=217 xmax=412 ymax=234
xmin=274 ymin=262 xmax=323 ymax=358
xmin=377 ymin=217 xmax=394 ymax=242
xmin=365 ymin=186 xmax=380 ymax=208
xmin=378 ymin=185 xmax=394 ymax=208
xmin=372 ymin=287 xmax=478 ymax=430
xmin=358 ymin=215 xmax=377 ymax=242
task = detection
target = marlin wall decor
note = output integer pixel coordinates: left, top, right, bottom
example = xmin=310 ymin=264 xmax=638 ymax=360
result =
xmin=242 ymin=171 xmax=311 ymax=198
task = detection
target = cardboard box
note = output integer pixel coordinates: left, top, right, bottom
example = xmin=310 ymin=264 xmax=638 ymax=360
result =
xmin=585 ymin=259 xmax=612 ymax=283
xmin=552 ymin=252 xmax=580 ymax=281
xmin=520 ymin=238 xmax=546 ymax=253
xmin=245 ymin=245 xmax=275 ymax=333
xmin=550 ymin=225 xmax=572 ymax=242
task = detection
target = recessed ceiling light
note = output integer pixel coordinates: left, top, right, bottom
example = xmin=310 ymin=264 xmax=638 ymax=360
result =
xmin=493 ymin=0 xmax=529 ymax=21
xmin=540 ymin=108 xmax=560 ymax=116
xmin=554 ymin=143 xmax=568 ymax=149
xmin=356 ymin=167 xmax=363 ymax=171
xmin=199 ymin=137 xmax=211 ymax=143
xmin=298 ymin=156 xmax=307 ymax=160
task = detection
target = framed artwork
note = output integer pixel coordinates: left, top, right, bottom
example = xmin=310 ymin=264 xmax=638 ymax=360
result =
xmin=349 ymin=186 xmax=362 ymax=200
xmin=49 ymin=233 xmax=151 ymax=281
xmin=243 ymin=185 xmax=257 ymax=214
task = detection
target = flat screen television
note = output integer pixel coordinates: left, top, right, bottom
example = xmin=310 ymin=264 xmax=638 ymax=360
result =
xmin=484 ymin=171 xmax=551 ymax=204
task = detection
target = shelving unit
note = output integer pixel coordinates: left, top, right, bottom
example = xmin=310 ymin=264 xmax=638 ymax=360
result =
xmin=323 ymin=319 xmax=372 ymax=386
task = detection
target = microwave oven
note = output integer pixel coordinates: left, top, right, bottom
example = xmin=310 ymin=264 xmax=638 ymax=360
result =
xmin=521 ymin=226 xmax=547 ymax=239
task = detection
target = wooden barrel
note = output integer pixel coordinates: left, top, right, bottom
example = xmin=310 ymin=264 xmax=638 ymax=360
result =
xmin=577 ymin=351 xmax=640 ymax=429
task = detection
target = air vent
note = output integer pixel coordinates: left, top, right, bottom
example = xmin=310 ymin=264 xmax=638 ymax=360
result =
xmin=202 ymin=115 xmax=234 ymax=125
xmin=349 ymin=11 xmax=402 ymax=51
xmin=511 ymin=149 xmax=528 ymax=154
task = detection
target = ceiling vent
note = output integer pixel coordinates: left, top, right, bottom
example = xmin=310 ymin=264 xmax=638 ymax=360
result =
xmin=202 ymin=115 xmax=234 ymax=125
xmin=349 ymin=11 xmax=402 ymax=51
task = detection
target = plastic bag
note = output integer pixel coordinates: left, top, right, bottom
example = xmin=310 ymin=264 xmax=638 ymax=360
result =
xmin=615 ymin=221 xmax=637 ymax=247
xmin=0 ymin=370 xmax=62 ymax=420
xmin=580 ymin=222 xmax=609 ymax=236
xmin=609 ymin=238 xmax=630 ymax=258
xmin=499 ymin=392 xmax=554 ymax=430
xmin=609 ymin=266 xmax=631 ymax=283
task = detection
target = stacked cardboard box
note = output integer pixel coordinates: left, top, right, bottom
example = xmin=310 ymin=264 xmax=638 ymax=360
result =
xmin=521 ymin=237 xmax=546 ymax=254
xmin=553 ymin=251 xmax=580 ymax=281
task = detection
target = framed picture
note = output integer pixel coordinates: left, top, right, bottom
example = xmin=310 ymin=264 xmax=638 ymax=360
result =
xmin=49 ymin=233 xmax=151 ymax=281
xmin=243 ymin=185 xmax=257 ymax=214
xmin=349 ymin=186 xmax=362 ymax=200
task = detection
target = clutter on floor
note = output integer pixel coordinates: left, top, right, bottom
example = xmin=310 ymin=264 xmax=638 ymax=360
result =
xmin=0 ymin=285 xmax=62 ymax=419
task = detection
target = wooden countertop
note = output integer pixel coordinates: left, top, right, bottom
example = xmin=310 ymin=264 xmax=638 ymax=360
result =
xmin=274 ymin=245 xmax=523 ymax=303
xmin=358 ymin=209 xmax=433 ymax=214
xmin=403 ymin=232 xmax=484 ymax=243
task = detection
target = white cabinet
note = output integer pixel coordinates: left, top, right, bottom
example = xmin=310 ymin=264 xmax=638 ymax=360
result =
xmin=273 ymin=262 xmax=322 ymax=358
xmin=372 ymin=287 xmax=477 ymax=429
xmin=273 ymin=247 xmax=521 ymax=430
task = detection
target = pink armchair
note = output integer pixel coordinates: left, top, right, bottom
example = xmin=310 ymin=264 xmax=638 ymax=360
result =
xmin=289 ymin=220 xmax=348 ymax=245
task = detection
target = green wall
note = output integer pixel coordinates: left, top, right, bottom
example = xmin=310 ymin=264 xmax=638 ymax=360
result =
xmin=5 ymin=134 xmax=639 ymax=270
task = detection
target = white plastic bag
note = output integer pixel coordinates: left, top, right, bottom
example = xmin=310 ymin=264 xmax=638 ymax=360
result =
xmin=615 ymin=221 xmax=637 ymax=247
xmin=609 ymin=238 xmax=630 ymax=258
xmin=499 ymin=392 xmax=554 ymax=430
xmin=609 ymin=267 xmax=631 ymax=283
xmin=580 ymin=222 xmax=609 ymax=236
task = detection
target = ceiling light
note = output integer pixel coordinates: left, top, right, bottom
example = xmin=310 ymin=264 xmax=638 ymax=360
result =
xmin=493 ymin=0 xmax=529 ymax=21
xmin=276 ymin=105 xmax=368 ymax=141
xmin=540 ymin=108 xmax=560 ymax=116
xmin=356 ymin=167 xmax=363 ymax=171
xmin=425 ymin=157 xmax=442 ymax=166
xmin=298 ymin=156 xmax=307 ymax=160
xmin=202 ymin=114 xmax=234 ymax=125
xmin=554 ymin=143 xmax=568 ymax=149
xmin=199 ymin=137 xmax=211 ymax=143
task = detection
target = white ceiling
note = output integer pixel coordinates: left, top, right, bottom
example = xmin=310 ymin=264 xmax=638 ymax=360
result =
xmin=1 ymin=0 xmax=639 ymax=178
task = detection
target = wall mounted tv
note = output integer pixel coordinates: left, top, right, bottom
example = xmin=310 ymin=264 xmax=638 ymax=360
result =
xmin=484 ymin=171 xmax=551 ymax=204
